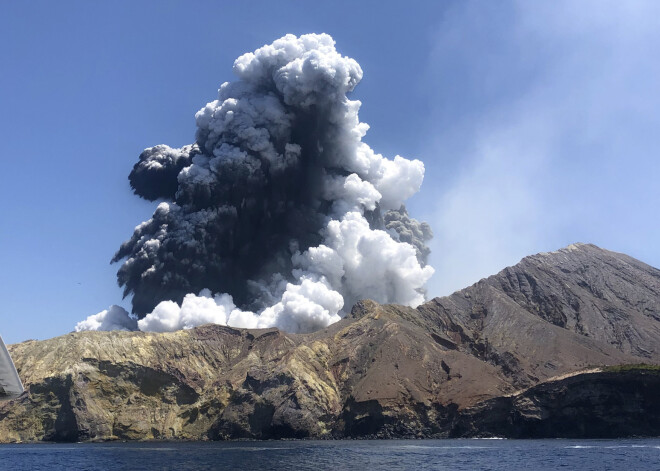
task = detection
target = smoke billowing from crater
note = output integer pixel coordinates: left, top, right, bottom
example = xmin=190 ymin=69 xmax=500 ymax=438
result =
xmin=77 ymin=33 xmax=434 ymax=334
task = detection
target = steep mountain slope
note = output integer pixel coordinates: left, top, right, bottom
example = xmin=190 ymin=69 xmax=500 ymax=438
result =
xmin=1 ymin=243 xmax=659 ymax=442
xmin=417 ymin=243 xmax=660 ymax=387
xmin=487 ymin=243 xmax=660 ymax=356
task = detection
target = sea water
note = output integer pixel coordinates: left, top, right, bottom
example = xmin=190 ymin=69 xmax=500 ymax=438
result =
xmin=0 ymin=439 xmax=658 ymax=470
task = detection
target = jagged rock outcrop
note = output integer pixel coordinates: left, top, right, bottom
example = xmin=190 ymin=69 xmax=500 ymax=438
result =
xmin=1 ymin=243 xmax=659 ymax=442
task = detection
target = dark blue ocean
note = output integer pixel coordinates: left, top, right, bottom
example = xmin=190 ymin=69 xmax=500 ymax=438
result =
xmin=0 ymin=439 xmax=658 ymax=470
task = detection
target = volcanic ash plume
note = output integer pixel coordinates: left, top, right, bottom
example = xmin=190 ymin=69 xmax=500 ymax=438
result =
xmin=78 ymin=33 xmax=434 ymax=334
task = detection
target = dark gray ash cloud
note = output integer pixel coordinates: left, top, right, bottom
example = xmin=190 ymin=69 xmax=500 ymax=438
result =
xmin=79 ymin=33 xmax=434 ymax=334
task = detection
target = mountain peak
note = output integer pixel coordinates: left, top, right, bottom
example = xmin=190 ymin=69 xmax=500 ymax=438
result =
xmin=531 ymin=242 xmax=605 ymax=261
xmin=438 ymin=242 xmax=660 ymax=362
xmin=519 ymin=242 xmax=658 ymax=277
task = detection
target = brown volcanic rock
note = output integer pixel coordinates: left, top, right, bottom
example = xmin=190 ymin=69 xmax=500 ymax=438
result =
xmin=487 ymin=243 xmax=660 ymax=356
xmin=419 ymin=243 xmax=660 ymax=387
xmin=1 ymin=243 xmax=659 ymax=441
xmin=0 ymin=306 xmax=508 ymax=442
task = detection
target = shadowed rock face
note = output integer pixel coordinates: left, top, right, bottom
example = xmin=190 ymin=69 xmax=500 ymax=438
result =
xmin=452 ymin=367 xmax=660 ymax=438
xmin=1 ymin=243 xmax=659 ymax=442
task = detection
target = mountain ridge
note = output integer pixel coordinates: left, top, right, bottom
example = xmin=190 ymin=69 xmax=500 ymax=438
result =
xmin=1 ymin=243 xmax=659 ymax=442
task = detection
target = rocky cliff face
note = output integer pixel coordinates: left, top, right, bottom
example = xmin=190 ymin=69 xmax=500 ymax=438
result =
xmin=1 ymin=243 xmax=659 ymax=442
xmin=453 ymin=366 xmax=660 ymax=438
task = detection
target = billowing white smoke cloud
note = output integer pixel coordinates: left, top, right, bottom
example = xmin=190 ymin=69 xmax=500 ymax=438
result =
xmin=137 ymin=209 xmax=433 ymax=333
xmin=136 ymin=289 xmax=250 ymax=333
xmin=77 ymin=33 xmax=433 ymax=335
xmin=75 ymin=305 xmax=137 ymax=332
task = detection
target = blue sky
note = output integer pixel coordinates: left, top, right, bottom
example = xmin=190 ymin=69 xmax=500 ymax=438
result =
xmin=2 ymin=1 xmax=659 ymax=344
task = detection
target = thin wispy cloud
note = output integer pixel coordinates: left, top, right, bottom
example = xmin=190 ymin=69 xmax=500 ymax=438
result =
xmin=423 ymin=0 xmax=660 ymax=296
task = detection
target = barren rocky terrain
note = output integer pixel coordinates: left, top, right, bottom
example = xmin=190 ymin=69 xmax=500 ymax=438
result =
xmin=2 ymin=243 xmax=659 ymax=442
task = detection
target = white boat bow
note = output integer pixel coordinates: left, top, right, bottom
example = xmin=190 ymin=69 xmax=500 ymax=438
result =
xmin=0 ymin=335 xmax=24 ymax=400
